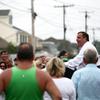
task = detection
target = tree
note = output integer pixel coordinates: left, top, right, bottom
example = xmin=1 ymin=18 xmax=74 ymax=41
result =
xmin=94 ymin=40 xmax=100 ymax=54
xmin=57 ymin=40 xmax=78 ymax=58
xmin=6 ymin=42 xmax=17 ymax=54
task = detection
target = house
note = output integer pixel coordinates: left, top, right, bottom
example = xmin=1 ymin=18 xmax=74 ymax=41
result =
xmin=0 ymin=9 xmax=31 ymax=47
xmin=0 ymin=9 xmax=44 ymax=51
xmin=0 ymin=9 xmax=12 ymax=25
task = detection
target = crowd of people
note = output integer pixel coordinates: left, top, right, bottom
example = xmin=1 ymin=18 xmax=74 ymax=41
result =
xmin=0 ymin=31 xmax=100 ymax=100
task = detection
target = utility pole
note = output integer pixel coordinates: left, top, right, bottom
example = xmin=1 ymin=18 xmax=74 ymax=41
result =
xmin=85 ymin=11 xmax=88 ymax=33
xmin=92 ymin=28 xmax=95 ymax=45
xmin=54 ymin=4 xmax=74 ymax=41
xmin=31 ymin=0 xmax=35 ymax=53
xmin=63 ymin=5 xmax=66 ymax=41
xmin=91 ymin=27 xmax=100 ymax=45
xmin=82 ymin=11 xmax=90 ymax=33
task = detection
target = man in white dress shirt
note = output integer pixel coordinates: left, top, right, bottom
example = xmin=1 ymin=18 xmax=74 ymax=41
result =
xmin=64 ymin=31 xmax=98 ymax=78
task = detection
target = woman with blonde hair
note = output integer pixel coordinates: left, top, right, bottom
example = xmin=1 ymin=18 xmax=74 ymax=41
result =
xmin=44 ymin=57 xmax=76 ymax=100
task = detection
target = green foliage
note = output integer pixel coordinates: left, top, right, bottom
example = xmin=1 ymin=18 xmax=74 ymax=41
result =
xmin=57 ymin=40 xmax=72 ymax=51
xmin=57 ymin=40 xmax=78 ymax=58
xmin=93 ymin=40 xmax=100 ymax=54
xmin=6 ymin=42 xmax=17 ymax=54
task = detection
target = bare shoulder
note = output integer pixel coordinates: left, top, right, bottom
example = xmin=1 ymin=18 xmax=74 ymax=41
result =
xmin=0 ymin=68 xmax=12 ymax=90
xmin=1 ymin=68 xmax=12 ymax=78
xmin=36 ymin=68 xmax=52 ymax=91
xmin=36 ymin=69 xmax=62 ymax=100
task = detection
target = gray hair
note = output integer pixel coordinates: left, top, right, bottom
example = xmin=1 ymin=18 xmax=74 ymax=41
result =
xmin=83 ymin=48 xmax=98 ymax=63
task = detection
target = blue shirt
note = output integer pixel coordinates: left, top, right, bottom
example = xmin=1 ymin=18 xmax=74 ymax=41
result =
xmin=71 ymin=64 xmax=100 ymax=100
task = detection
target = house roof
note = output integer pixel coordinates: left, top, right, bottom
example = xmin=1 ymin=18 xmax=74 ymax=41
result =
xmin=13 ymin=26 xmax=30 ymax=35
xmin=0 ymin=10 xmax=10 ymax=16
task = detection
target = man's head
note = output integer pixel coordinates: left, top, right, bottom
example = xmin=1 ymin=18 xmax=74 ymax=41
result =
xmin=76 ymin=31 xmax=89 ymax=47
xmin=17 ymin=42 xmax=34 ymax=61
xmin=0 ymin=50 xmax=9 ymax=60
xmin=83 ymin=48 xmax=98 ymax=64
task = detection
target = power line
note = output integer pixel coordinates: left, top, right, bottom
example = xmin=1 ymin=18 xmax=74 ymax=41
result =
xmin=53 ymin=0 xmax=100 ymax=11
xmin=53 ymin=0 xmax=64 ymax=4
xmin=0 ymin=1 xmax=30 ymax=13
xmin=38 ymin=15 xmax=63 ymax=28
xmin=76 ymin=4 xmax=100 ymax=11
xmin=7 ymin=0 xmax=30 ymax=9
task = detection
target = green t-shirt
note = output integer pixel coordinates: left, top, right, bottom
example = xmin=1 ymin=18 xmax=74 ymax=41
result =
xmin=5 ymin=66 xmax=43 ymax=100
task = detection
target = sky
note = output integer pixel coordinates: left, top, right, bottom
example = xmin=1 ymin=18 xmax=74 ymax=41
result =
xmin=0 ymin=0 xmax=100 ymax=43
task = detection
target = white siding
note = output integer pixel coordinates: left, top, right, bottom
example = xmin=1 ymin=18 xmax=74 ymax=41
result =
xmin=0 ymin=16 xmax=10 ymax=25
xmin=0 ymin=22 xmax=17 ymax=44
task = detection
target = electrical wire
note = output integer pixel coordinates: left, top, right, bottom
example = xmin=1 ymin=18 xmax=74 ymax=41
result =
xmin=37 ymin=15 xmax=63 ymax=28
xmin=0 ymin=1 xmax=30 ymax=13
